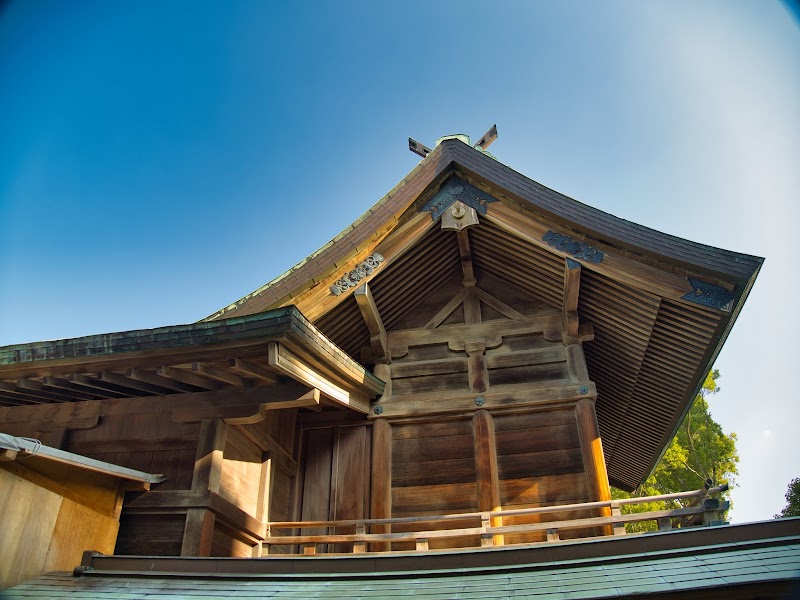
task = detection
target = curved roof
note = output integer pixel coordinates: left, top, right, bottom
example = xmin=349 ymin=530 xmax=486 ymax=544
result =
xmin=204 ymin=139 xmax=763 ymax=490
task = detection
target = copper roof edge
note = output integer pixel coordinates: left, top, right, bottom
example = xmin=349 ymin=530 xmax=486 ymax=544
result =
xmin=76 ymin=519 xmax=800 ymax=579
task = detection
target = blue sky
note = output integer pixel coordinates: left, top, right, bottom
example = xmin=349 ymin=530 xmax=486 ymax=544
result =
xmin=1 ymin=1 xmax=798 ymax=523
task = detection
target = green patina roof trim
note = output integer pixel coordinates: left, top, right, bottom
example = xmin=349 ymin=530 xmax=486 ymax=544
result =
xmin=0 ymin=308 xmax=294 ymax=366
xmin=10 ymin=524 xmax=800 ymax=598
xmin=0 ymin=307 xmax=384 ymax=392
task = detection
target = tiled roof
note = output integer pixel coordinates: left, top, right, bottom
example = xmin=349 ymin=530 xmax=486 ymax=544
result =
xmin=7 ymin=520 xmax=800 ymax=599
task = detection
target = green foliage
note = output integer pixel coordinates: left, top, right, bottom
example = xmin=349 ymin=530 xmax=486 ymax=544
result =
xmin=775 ymin=477 xmax=800 ymax=518
xmin=611 ymin=370 xmax=738 ymax=532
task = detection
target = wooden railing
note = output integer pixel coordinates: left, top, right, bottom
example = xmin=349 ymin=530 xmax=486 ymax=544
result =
xmin=264 ymin=483 xmax=728 ymax=555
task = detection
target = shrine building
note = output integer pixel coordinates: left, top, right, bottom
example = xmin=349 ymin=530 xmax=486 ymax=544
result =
xmin=2 ymin=130 xmax=798 ymax=599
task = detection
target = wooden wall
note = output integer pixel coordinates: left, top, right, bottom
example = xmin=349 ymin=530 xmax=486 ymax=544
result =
xmin=391 ymin=419 xmax=478 ymax=549
xmin=349 ymin=271 xmax=600 ymax=547
xmin=0 ymin=395 xmax=302 ymax=559
xmin=0 ymin=462 xmax=121 ymax=590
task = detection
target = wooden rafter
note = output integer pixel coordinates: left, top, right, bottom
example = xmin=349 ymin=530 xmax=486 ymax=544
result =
xmin=486 ymin=203 xmax=696 ymax=302
xmin=192 ymin=363 xmax=249 ymax=387
xmin=228 ymin=358 xmax=278 ymax=385
xmin=126 ymin=369 xmax=199 ymax=393
xmin=69 ymin=373 xmax=145 ymax=397
xmin=157 ymin=366 xmax=225 ymax=391
xmin=354 ymin=283 xmax=389 ymax=362
xmin=99 ymin=371 xmax=174 ymax=395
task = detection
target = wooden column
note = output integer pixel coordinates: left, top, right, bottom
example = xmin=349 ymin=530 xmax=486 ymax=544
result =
xmin=575 ymin=398 xmax=613 ymax=535
xmin=181 ymin=418 xmax=227 ymax=556
xmin=254 ymin=456 xmax=275 ymax=557
xmin=369 ymin=418 xmax=392 ymax=551
xmin=473 ymin=410 xmax=503 ymax=545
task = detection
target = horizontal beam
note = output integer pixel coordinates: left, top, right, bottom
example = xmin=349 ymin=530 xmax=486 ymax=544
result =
xmin=371 ymin=381 xmax=595 ymax=419
xmin=390 ymin=314 xmax=561 ymax=356
xmin=123 ymin=489 xmax=267 ymax=540
xmin=267 ymin=342 xmax=370 ymax=414
xmin=165 ymin=381 xmax=322 ymax=423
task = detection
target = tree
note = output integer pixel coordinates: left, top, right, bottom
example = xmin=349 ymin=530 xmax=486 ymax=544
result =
xmin=775 ymin=478 xmax=800 ymax=518
xmin=612 ymin=370 xmax=739 ymax=531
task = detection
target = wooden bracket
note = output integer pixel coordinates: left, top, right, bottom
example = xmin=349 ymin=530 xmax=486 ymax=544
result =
xmin=354 ymin=283 xmax=389 ymax=363
xmin=268 ymin=342 xmax=370 ymax=413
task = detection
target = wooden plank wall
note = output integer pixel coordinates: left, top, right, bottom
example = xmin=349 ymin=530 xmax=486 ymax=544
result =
xmin=391 ymin=420 xmax=478 ymax=549
xmin=0 ymin=396 xmax=302 ymax=558
xmin=0 ymin=467 xmax=119 ymax=590
xmin=494 ymin=410 xmax=592 ymax=542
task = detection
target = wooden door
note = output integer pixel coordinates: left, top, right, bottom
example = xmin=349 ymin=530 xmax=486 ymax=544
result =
xmin=298 ymin=424 xmax=371 ymax=552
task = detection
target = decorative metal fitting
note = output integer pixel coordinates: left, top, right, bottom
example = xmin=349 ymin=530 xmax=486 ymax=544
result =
xmin=578 ymin=386 xmax=589 ymax=395
xmin=373 ymin=405 xmax=384 ymax=415
xmin=475 ymin=396 xmax=485 ymax=406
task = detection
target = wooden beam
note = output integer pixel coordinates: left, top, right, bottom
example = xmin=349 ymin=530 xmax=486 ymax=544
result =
xmin=267 ymin=342 xmax=370 ymax=414
xmin=370 ymin=418 xmax=392 ymax=552
xmin=157 ymin=366 xmax=225 ymax=391
xmin=563 ymin=258 xmax=581 ymax=336
xmin=17 ymin=378 xmax=97 ymax=401
xmin=69 ymin=373 xmax=145 ymax=397
xmin=456 ymin=229 xmax=477 ymax=285
xmin=0 ymin=381 xmax=58 ymax=403
xmin=192 ymin=363 xmax=249 ymax=387
xmin=486 ymin=203 xmax=696 ymax=301
xmin=46 ymin=376 xmax=123 ymax=398
xmin=232 ymin=424 xmax=297 ymax=477
xmin=474 ymin=287 xmax=526 ymax=321
xmin=223 ymin=388 xmax=320 ymax=426
xmin=575 ymin=398 xmax=613 ymax=536
xmin=465 ymin=340 xmax=488 ymax=394
xmin=14 ymin=379 xmax=78 ymax=402
xmin=354 ymin=283 xmax=389 ymax=362
xmin=473 ymin=410 xmax=503 ymax=546
xmin=392 ymin=314 xmax=561 ymax=354
xmin=370 ymin=381 xmax=594 ymax=419
xmin=0 ymin=449 xmax=18 ymax=461
xmin=298 ymin=212 xmax=436 ymax=322
xmin=228 ymin=358 xmax=278 ymax=385
xmin=99 ymin=371 xmax=173 ymax=395
xmin=169 ymin=381 xmax=320 ymax=423
xmin=424 ymin=288 xmax=468 ymax=330
xmin=126 ymin=368 xmax=199 ymax=393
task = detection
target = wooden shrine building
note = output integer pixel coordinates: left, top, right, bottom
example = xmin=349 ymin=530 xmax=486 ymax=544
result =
xmin=3 ymin=132 xmax=798 ymax=598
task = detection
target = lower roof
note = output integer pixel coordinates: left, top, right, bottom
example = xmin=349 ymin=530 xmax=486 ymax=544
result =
xmin=10 ymin=519 xmax=800 ymax=599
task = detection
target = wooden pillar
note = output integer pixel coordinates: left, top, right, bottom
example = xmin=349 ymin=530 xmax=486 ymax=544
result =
xmin=181 ymin=418 xmax=227 ymax=556
xmin=473 ymin=410 xmax=503 ymax=545
xmin=253 ymin=456 xmax=275 ymax=557
xmin=575 ymin=398 xmax=613 ymax=535
xmin=370 ymin=418 xmax=392 ymax=551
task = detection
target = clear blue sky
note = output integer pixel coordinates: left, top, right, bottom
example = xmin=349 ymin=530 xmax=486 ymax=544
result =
xmin=1 ymin=1 xmax=798 ymax=523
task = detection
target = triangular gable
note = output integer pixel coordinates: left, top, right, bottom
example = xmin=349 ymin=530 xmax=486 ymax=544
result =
xmin=202 ymin=138 xmax=762 ymax=490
